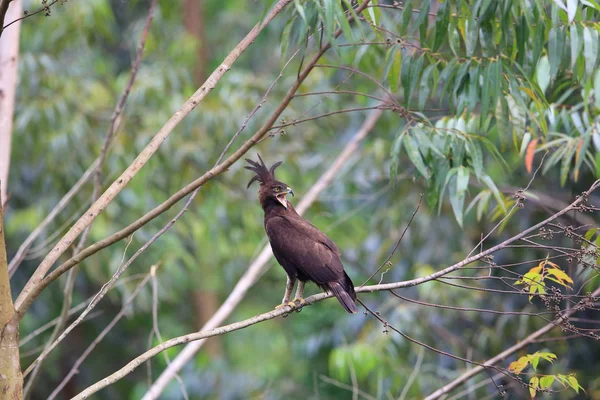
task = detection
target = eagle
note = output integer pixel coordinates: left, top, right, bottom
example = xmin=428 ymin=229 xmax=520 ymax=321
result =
xmin=246 ymin=154 xmax=358 ymax=314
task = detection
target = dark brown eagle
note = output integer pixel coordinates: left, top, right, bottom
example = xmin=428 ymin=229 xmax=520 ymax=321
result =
xmin=246 ymin=154 xmax=358 ymax=314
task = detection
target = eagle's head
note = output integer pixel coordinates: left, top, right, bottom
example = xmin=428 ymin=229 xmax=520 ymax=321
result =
xmin=245 ymin=154 xmax=294 ymax=209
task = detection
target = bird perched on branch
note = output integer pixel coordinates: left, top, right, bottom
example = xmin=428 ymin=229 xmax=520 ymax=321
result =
xmin=246 ymin=154 xmax=358 ymax=314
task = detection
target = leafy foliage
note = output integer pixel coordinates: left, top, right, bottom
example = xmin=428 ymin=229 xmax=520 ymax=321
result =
xmin=515 ymin=258 xmax=574 ymax=300
xmin=508 ymin=352 xmax=584 ymax=398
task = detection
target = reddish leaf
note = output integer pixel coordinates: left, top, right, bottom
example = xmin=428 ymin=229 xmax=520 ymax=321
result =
xmin=525 ymin=139 xmax=538 ymax=173
xmin=574 ymin=139 xmax=584 ymax=181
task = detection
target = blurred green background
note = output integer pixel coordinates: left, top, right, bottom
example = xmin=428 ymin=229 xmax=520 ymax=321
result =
xmin=5 ymin=0 xmax=600 ymax=398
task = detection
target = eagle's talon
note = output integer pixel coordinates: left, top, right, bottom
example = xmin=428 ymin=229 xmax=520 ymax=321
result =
xmin=292 ymin=297 xmax=306 ymax=312
xmin=275 ymin=302 xmax=293 ymax=317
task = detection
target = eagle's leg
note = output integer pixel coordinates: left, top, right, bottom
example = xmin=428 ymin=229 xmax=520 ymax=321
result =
xmin=292 ymin=281 xmax=306 ymax=304
xmin=275 ymin=275 xmax=296 ymax=309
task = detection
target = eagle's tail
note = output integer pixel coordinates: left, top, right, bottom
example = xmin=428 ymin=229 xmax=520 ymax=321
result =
xmin=327 ymin=273 xmax=358 ymax=314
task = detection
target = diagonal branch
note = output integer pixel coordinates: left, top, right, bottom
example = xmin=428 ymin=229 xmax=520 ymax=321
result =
xmin=424 ymin=284 xmax=600 ymax=400
xmin=12 ymin=0 xmax=294 ymax=319
xmin=141 ymin=178 xmax=599 ymax=398
xmin=141 ymin=107 xmax=384 ymax=399
xmin=72 ymin=179 xmax=600 ymax=399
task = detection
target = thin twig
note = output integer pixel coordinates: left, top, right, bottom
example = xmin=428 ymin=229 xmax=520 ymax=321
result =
xmin=2 ymin=0 xmax=59 ymax=32
xmin=46 ymin=265 xmax=159 ymax=399
xmin=360 ymin=194 xmax=423 ymax=286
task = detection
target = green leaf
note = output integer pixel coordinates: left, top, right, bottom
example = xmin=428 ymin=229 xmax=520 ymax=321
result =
xmin=467 ymin=140 xmax=483 ymax=179
xmin=390 ymin=132 xmax=405 ymax=184
xmin=409 ymin=55 xmax=425 ymax=102
xmin=419 ymin=63 xmax=436 ymax=110
xmin=568 ymin=376 xmax=581 ymax=393
xmin=536 ymin=56 xmax=551 ymax=93
xmin=584 ymin=228 xmax=597 ymax=241
xmin=530 ymin=376 xmax=539 ymax=398
xmin=495 ymin=96 xmax=509 ymax=138
xmin=438 ymin=167 xmax=458 ymax=215
xmin=293 ymin=0 xmax=307 ymax=23
xmin=594 ymin=69 xmax=600 ymax=109
xmin=567 ymin=0 xmax=578 ymax=22
xmin=583 ymin=26 xmax=599 ymax=78
xmin=416 ymin=0 xmax=431 ymax=41
xmin=548 ymin=28 xmax=564 ymax=79
xmin=433 ymin=0 xmax=450 ymax=51
xmin=449 ymin=166 xmax=469 ymax=227
xmin=481 ymin=173 xmax=506 ymax=212
xmin=506 ymin=94 xmax=527 ymax=138
xmin=476 ymin=190 xmax=491 ymax=220
xmin=389 ymin=47 xmax=402 ymax=92
xmin=400 ymin=0 xmax=413 ymax=32
xmin=540 ymin=375 xmax=555 ymax=390
xmin=465 ymin=17 xmax=479 ymax=57
xmin=570 ymin=24 xmax=582 ymax=68
xmin=560 ymin=140 xmax=577 ymax=186
xmin=404 ymin=134 xmax=430 ymax=179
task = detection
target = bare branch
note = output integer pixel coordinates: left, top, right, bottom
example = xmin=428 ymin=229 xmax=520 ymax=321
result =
xmin=13 ymin=0 xmax=295 ymax=320
xmin=94 ymin=139 xmax=599 ymax=400
xmin=47 ymin=265 xmax=158 ymax=399
xmin=424 ymin=284 xmax=600 ymax=400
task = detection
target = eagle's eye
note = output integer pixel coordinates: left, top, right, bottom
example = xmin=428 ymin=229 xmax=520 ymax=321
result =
xmin=273 ymin=187 xmax=281 ymax=193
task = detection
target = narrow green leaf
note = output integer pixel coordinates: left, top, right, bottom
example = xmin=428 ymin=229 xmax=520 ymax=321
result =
xmin=570 ymin=23 xmax=582 ymax=68
xmin=335 ymin=1 xmax=354 ymax=42
xmin=506 ymin=94 xmax=527 ymax=137
xmin=567 ymin=0 xmax=578 ymax=22
xmin=467 ymin=140 xmax=483 ymax=179
xmin=476 ymin=190 xmax=492 ymax=220
xmin=401 ymin=0 xmax=413 ymax=32
xmin=465 ymin=17 xmax=479 ymax=57
xmin=448 ymin=171 xmax=464 ymax=226
xmin=467 ymin=63 xmax=481 ymax=115
xmin=416 ymin=0 xmax=431 ymax=41
xmin=481 ymin=61 xmax=493 ymax=122
xmin=481 ymin=173 xmax=506 ymax=212
xmin=390 ymin=47 xmax=402 ymax=92
xmin=438 ymin=168 xmax=458 ymax=215
xmin=536 ymin=56 xmax=551 ymax=93
xmin=581 ymin=0 xmax=600 ymax=10
xmin=419 ymin=63 xmax=436 ymax=110
xmin=433 ymin=1 xmax=450 ymax=51
xmin=560 ymin=140 xmax=577 ymax=186
xmin=404 ymin=134 xmax=430 ymax=179
xmin=595 ymin=69 xmax=600 ymax=109
xmin=390 ymin=132 xmax=405 ymax=184
xmin=401 ymin=54 xmax=413 ymax=106
xmin=293 ymin=0 xmax=307 ymax=23
xmin=409 ymin=55 xmax=425 ymax=102
xmin=495 ymin=96 xmax=509 ymax=138
xmin=583 ymin=26 xmax=599 ymax=78
xmin=532 ymin=18 xmax=545 ymax=66
xmin=548 ymin=27 xmax=565 ymax=79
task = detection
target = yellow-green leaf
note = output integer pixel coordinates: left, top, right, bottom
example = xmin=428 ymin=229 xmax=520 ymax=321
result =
xmin=530 ymin=376 xmax=539 ymax=398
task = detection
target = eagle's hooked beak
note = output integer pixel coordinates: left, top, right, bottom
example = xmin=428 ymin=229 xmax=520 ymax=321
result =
xmin=276 ymin=187 xmax=294 ymax=209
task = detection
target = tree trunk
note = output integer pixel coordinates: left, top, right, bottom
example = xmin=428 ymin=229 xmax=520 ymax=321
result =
xmin=183 ymin=0 xmax=221 ymax=357
xmin=0 ymin=193 xmax=22 ymax=398
xmin=183 ymin=0 xmax=208 ymax=83
xmin=0 ymin=0 xmax=21 ymax=203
